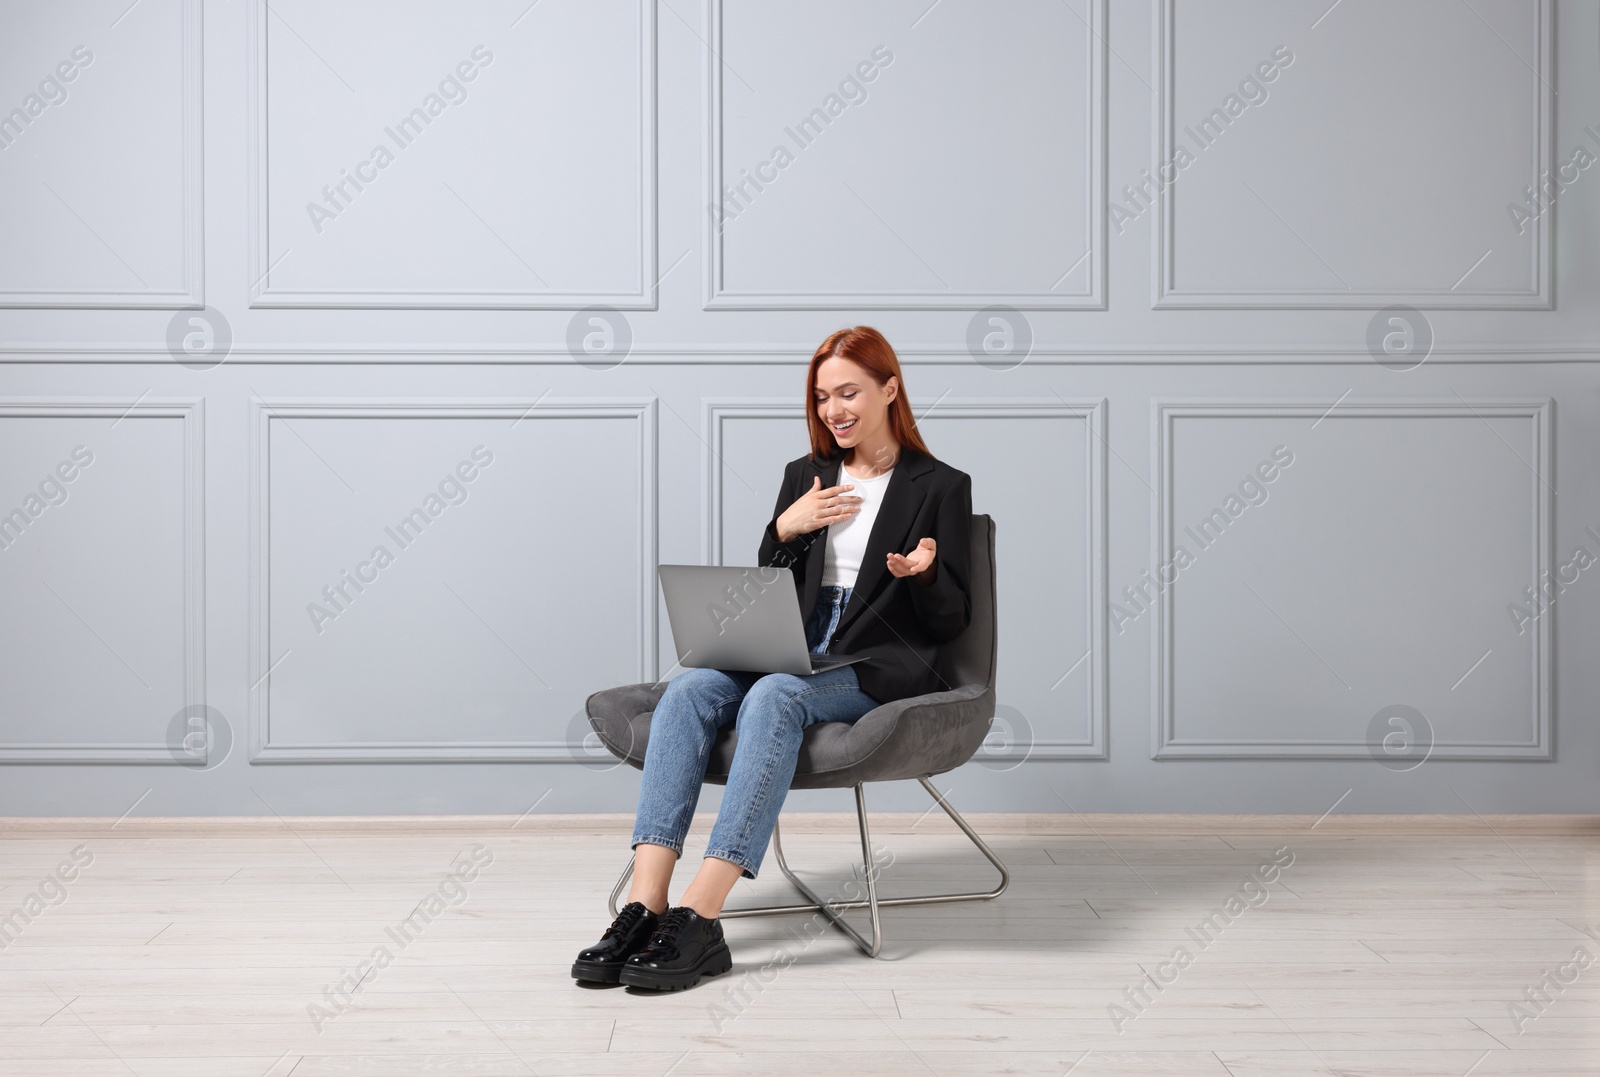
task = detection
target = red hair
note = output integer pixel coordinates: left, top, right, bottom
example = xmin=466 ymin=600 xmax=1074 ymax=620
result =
xmin=805 ymin=326 xmax=934 ymax=463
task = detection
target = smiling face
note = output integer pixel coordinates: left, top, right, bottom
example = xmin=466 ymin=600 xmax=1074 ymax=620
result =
xmin=814 ymin=355 xmax=898 ymax=465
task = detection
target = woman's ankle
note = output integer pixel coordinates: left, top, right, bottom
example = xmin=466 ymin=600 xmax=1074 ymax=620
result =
xmin=679 ymin=895 xmax=723 ymax=920
xmin=628 ymin=893 xmax=668 ymax=915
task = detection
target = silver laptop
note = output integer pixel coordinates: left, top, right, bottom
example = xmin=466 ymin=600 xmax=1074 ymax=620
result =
xmin=658 ymin=564 xmax=870 ymax=676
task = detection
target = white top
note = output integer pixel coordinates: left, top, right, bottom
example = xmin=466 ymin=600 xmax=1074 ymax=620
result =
xmin=820 ymin=462 xmax=895 ymax=589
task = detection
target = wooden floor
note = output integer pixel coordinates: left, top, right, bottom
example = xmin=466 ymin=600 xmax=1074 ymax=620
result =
xmin=1 ymin=811 xmax=1597 ymax=1076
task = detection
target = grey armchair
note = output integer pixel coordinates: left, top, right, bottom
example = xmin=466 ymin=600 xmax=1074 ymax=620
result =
xmin=584 ymin=513 xmax=1007 ymax=957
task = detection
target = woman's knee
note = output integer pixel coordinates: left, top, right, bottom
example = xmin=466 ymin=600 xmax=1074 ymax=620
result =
xmin=664 ymin=667 xmax=730 ymax=699
xmin=747 ymin=672 xmax=807 ymax=698
xmin=739 ymin=674 xmax=809 ymax=725
xmin=658 ymin=668 xmax=740 ymax=722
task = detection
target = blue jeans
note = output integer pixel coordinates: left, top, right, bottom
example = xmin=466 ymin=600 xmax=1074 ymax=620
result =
xmin=632 ymin=585 xmax=880 ymax=879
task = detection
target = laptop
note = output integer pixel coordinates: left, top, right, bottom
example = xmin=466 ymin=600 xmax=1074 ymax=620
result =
xmin=658 ymin=564 xmax=870 ymax=676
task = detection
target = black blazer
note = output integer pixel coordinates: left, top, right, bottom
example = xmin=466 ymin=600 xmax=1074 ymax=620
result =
xmin=757 ymin=445 xmax=973 ymax=705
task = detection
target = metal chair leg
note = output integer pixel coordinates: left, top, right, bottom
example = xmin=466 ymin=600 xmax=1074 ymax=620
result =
xmin=606 ymin=846 xmax=635 ymax=919
xmin=605 ymin=777 xmax=1009 ymax=959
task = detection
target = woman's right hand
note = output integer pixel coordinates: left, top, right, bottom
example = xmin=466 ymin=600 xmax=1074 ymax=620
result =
xmin=775 ymin=476 xmax=862 ymax=543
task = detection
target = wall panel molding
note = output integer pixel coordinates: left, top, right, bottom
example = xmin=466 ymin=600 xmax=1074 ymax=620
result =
xmin=0 ymin=0 xmax=205 ymax=309
xmin=245 ymin=0 xmax=658 ymax=309
xmin=1151 ymin=0 xmax=1554 ymax=310
xmin=0 ymin=398 xmax=206 ymax=762
xmin=247 ymin=397 xmax=658 ymax=762
xmin=703 ymin=0 xmax=1107 ymax=310
xmin=1151 ymin=397 xmax=1553 ymax=759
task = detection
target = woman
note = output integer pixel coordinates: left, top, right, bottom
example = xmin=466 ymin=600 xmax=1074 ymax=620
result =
xmin=572 ymin=326 xmax=974 ymax=991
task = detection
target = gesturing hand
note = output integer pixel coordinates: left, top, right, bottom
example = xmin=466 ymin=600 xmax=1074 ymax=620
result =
xmin=775 ymin=476 xmax=863 ymax=543
xmin=887 ymin=537 xmax=937 ymax=585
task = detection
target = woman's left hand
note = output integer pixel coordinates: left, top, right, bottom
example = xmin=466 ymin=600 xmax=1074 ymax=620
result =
xmin=887 ymin=537 xmax=937 ymax=584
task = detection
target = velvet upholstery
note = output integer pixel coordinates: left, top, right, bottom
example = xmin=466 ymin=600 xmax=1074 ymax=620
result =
xmin=584 ymin=515 xmax=997 ymax=791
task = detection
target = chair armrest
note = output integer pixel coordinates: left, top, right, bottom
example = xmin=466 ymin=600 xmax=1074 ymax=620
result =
xmin=585 ymin=681 xmax=668 ymax=766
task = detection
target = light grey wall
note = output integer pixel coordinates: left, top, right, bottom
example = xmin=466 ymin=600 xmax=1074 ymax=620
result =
xmin=1 ymin=0 xmax=1596 ymax=818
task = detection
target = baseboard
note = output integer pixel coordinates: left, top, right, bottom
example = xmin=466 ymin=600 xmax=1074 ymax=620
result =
xmin=2 ymin=812 xmax=1597 ymax=837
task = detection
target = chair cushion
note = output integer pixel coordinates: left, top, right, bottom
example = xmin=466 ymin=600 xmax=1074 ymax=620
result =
xmin=586 ymin=681 xmax=996 ymax=790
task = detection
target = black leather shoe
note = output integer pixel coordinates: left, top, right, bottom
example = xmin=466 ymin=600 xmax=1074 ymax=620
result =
xmin=571 ymin=901 xmax=660 ymax=983
xmin=618 ymin=905 xmax=733 ymax=991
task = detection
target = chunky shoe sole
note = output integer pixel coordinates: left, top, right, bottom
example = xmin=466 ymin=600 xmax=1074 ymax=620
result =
xmin=618 ymin=942 xmax=733 ymax=991
xmin=570 ymin=958 xmax=625 ymax=984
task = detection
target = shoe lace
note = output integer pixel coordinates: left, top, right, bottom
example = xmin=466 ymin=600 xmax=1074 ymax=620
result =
xmin=640 ymin=906 xmax=696 ymax=959
xmin=602 ymin=901 xmax=654 ymax=941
